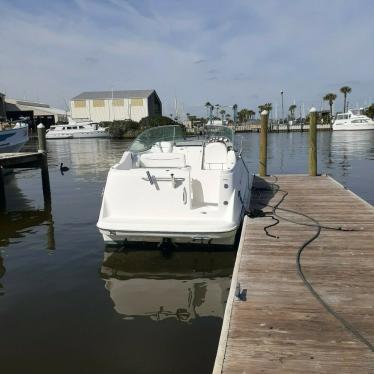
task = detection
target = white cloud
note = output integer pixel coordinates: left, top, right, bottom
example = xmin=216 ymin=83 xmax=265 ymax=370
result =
xmin=0 ymin=0 xmax=373 ymax=115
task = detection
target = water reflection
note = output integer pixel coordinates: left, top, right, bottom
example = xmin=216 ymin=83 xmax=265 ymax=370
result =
xmin=329 ymin=130 xmax=374 ymax=158
xmin=0 ymin=175 xmax=55 ymax=294
xmin=0 ymin=209 xmax=54 ymax=248
xmin=0 ymin=256 xmax=4 ymax=295
xmin=1 ymin=175 xmax=55 ymax=249
xmin=45 ymin=139 xmax=131 ymax=181
xmin=100 ymin=248 xmax=235 ymax=322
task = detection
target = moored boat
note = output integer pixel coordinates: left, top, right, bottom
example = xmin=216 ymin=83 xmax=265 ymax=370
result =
xmin=0 ymin=122 xmax=29 ymax=153
xmin=46 ymin=119 xmax=109 ymax=139
xmin=97 ymin=124 xmax=252 ymax=246
xmin=333 ymin=109 xmax=374 ymax=131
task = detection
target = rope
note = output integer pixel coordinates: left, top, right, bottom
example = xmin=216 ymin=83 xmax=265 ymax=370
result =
xmin=246 ymin=176 xmax=374 ymax=352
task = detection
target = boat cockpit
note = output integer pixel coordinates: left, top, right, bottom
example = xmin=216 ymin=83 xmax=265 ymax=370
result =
xmin=116 ymin=125 xmax=237 ymax=172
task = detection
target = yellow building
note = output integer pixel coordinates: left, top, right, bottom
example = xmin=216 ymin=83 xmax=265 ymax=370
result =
xmin=70 ymin=90 xmax=162 ymax=122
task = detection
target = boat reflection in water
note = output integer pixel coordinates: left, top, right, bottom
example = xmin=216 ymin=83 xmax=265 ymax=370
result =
xmin=100 ymin=248 xmax=235 ymax=322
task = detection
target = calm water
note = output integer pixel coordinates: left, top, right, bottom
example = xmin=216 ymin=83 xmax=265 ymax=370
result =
xmin=0 ymin=131 xmax=373 ymax=373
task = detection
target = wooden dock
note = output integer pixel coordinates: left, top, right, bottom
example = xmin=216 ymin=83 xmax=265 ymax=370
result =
xmin=214 ymin=175 xmax=374 ymax=373
xmin=185 ymin=123 xmax=331 ymax=135
xmin=0 ymin=151 xmax=50 ymax=210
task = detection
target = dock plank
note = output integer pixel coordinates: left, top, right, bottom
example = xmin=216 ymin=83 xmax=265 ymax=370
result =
xmin=214 ymin=175 xmax=374 ymax=373
xmin=0 ymin=152 xmax=42 ymax=168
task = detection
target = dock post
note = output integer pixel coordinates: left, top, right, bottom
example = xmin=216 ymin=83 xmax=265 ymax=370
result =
xmin=259 ymin=110 xmax=269 ymax=177
xmin=37 ymin=124 xmax=51 ymax=207
xmin=0 ymin=166 xmax=6 ymax=211
xmin=37 ymin=123 xmax=47 ymax=153
xmin=309 ymin=107 xmax=317 ymax=176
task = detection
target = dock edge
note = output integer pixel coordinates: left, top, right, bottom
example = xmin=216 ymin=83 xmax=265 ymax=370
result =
xmin=212 ymin=215 xmax=249 ymax=374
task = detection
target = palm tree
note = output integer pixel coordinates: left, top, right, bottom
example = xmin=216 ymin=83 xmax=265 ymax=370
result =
xmin=232 ymin=104 xmax=238 ymax=124
xmin=264 ymin=103 xmax=272 ymax=113
xmin=340 ymin=86 xmax=351 ymax=112
xmin=238 ymin=109 xmax=248 ymax=123
xmin=248 ymin=110 xmax=255 ymax=120
xmin=323 ymin=93 xmax=337 ymax=127
xmin=204 ymin=102 xmax=211 ymax=118
xmin=289 ymin=104 xmax=297 ymax=119
xmin=219 ymin=109 xmax=226 ymax=123
xmin=215 ymin=104 xmax=220 ymax=118
xmin=259 ymin=103 xmax=272 ymax=114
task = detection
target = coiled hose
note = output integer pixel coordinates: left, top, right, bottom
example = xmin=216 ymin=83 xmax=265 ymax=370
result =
xmin=248 ymin=176 xmax=374 ymax=352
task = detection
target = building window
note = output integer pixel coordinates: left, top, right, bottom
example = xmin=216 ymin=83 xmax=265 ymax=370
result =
xmin=131 ymin=98 xmax=143 ymax=106
xmin=112 ymin=99 xmax=124 ymax=106
xmin=74 ymin=100 xmax=86 ymax=108
xmin=93 ymin=99 xmax=105 ymax=107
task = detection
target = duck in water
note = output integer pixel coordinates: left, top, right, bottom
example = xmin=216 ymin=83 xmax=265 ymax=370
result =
xmin=60 ymin=163 xmax=69 ymax=175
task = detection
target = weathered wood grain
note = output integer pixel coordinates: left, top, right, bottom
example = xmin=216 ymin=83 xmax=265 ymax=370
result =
xmin=214 ymin=175 xmax=374 ymax=374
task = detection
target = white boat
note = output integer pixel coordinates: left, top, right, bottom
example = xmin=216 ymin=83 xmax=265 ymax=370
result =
xmin=0 ymin=123 xmax=29 ymax=153
xmin=46 ymin=119 xmax=109 ymax=139
xmin=97 ymin=125 xmax=252 ymax=246
xmin=333 ymin=109 xmax=374 ymax=131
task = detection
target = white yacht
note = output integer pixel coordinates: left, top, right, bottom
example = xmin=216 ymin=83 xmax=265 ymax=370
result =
xmin=97 ymin=125 xmax=252 ymax=246
xmin=333 ymin=109 xmax=374 ymax=131
xmin=0 ymin=122 xmax=29 ymax=153
xmin=46 ymin=119 xmax=109 ymax=139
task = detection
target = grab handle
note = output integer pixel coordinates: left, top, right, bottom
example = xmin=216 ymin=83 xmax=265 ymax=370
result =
xmin=146 ymin=171 xmax=153 ymax=185
xmin=183 ymin=187 xmax=187 ymax=204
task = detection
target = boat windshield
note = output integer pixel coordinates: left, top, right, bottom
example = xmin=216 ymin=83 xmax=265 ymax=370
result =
xmin=129 ymin=125 xmax=186 ymax=153
xmin=203 ymin=125 xmax=234 ymax=142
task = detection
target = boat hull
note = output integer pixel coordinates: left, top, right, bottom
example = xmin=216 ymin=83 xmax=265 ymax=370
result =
xmin=0 ymin=125 xmax=29 ymax=153
xmin=98 ymin=226 xmax=240 ymax=246
xmin=97 ymin=160 xmax=251 ymax=247
xmin=46 ymin=131 xmax=109 ymax=139
xmin=333 ymin=123 xmax=374 ymax=131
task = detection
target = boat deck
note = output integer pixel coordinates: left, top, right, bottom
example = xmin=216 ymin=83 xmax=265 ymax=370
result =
xmin=0 ymin=152 xmax=50 ymax=211
xmin=0 ymin=152 xmax=43 ymax=167
xmin=214 ymin=175 xmax=374 ymax=373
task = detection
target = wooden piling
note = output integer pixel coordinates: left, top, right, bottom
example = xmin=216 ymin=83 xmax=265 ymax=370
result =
xmin=258 ymin=110 xmax=269 ymax=177
xmin=0 ymin=166 xmax=5 ymax=211
xmin=41 ymin=153 xmax=51 ymax=207
xmin=309 ymin=107 xmax=317 ymax=176
xmin=37 ymin=123 xmax=47 ymax=153
xmin=37 ymin=125 xmax=51 ymax=206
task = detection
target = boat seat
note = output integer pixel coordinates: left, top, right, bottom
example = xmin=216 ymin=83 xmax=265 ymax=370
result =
xmin=203 ymin=142 xmax=228 ymax=170
xmin=139 ymin=153 xmax=186 ymax=168
xmin=159 ymin=141 xmax=173 ymax=153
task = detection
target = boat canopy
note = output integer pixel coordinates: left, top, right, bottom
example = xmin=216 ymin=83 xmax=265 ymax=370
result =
xmin=130 ymin=125 xmax=186 ymax=153
xmin=129 ymin=124 xmax=234 ymax=153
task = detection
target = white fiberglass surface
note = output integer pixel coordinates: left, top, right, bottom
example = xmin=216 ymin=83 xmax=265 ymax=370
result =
xmin=98 ymin=134 xmax=250 ymax=238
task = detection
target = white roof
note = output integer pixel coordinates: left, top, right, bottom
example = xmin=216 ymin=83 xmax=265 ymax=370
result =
xmin=71 ymin=90 xmax=155 ymax=100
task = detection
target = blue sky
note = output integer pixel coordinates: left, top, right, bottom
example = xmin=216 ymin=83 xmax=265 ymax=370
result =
xmin=0 ymin=0 xmax=373 ymax=116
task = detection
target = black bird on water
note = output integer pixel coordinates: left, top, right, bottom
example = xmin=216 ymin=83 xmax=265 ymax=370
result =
xmin=60 ymin=163 xmax=69 ymax=174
